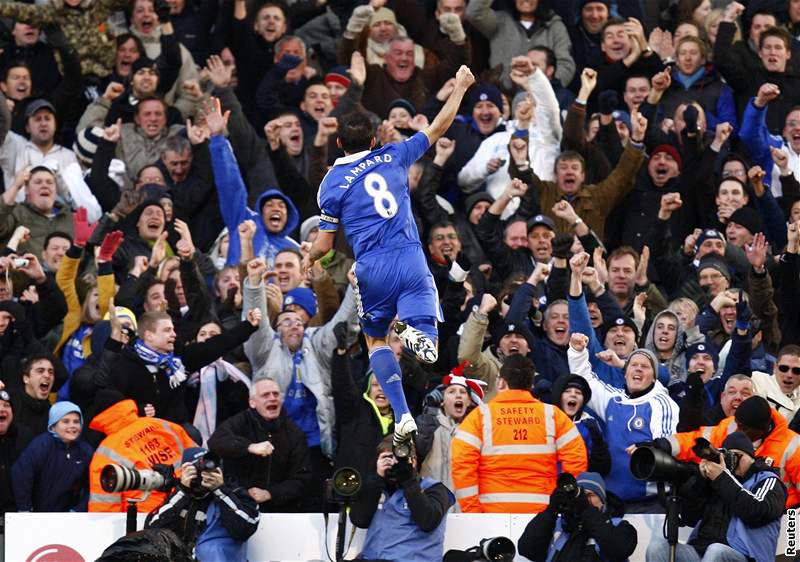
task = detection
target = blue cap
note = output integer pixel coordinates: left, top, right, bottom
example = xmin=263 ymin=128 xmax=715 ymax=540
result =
xmin=283 ymin=287 xmax=318 ymax=319
xmin=577 ymin=472 xmax=607 ymax=507
xmin=469 ymin=83 xmax=503 ymax=111
xmin=685 ymin=340 xmax=719 ymax=369
xmin=182 ymin=447 xmax=209 ymax=464
xmin=695 ymin=229 xmax=725 ymax=252
xmin=48 ymin=401 xmax=82 ymax=432
xmin=612 ymin=110 xmax=632 ymax=132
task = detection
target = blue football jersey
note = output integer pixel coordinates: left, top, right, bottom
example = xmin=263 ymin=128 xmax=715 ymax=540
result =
xmin=317 ymin=132 xmax=430 ymax=258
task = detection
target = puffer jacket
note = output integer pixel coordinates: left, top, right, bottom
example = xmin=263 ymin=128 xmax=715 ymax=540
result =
xmin=243 ymin=279 xmax=359 ymax=459
xmin=12 ymin=432 xmax=95 ymax=512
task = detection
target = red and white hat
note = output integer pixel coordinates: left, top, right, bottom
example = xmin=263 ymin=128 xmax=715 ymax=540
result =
xmin=442 ymin=361 xmax=486 ymax=404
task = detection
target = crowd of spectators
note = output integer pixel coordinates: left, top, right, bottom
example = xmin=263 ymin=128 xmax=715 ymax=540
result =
xmin=4 ymin=0 xmax=800 ymax=557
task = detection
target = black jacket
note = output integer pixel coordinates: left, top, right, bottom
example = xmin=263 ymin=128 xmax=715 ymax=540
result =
xmin=8 ymin=391 xmax=50 ymax=436
xmin=207 ymin=409 xmax=311 ymax=513
xmin=145 ymin=482 xmax=259 ymax=547
xmin=679 ymin=459 xmax=787 ymax=556
xmin=106 ymin=325 xmax=254 ymax=423
xmin=517 ymin=491 xmax=637 ymax=562
xmin=331 ymin=351 xmax=392 ymax=481
xmin=0 ymin=422 xmax=34 ymax=515
xmin=168 ymin=141 xmax=225 ymax=253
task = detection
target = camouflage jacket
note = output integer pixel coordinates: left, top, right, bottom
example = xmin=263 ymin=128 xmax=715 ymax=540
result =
xmin=0 ymin=0 xmax=129 ymax=77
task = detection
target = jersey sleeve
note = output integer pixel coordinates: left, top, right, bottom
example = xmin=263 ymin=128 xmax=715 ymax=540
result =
xmin=317 ymin=179 xmax=343 ymax=232
xmin=392 ymin=132 xmax=431 ymax=169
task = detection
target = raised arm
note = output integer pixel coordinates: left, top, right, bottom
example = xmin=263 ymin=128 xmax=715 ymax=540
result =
xmin=423 ymin=65 xmax=475 ymax=145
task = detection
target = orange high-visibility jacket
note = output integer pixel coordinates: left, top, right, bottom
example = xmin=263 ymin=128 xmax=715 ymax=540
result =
xmin=88 ymin=399 xmax=197 ymax=513
xmin=668 ymin=408 xmax=800 ymax=508
xmin=451 ymin=389 xmax=588 ymax=513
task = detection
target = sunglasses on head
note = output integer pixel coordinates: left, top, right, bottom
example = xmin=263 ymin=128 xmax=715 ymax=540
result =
xmin=778 ymin=364 xmax=800 ymax=375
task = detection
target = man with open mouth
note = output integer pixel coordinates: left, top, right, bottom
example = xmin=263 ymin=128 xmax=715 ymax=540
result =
xmin=9 ymin=355 xmax=56 ymax=435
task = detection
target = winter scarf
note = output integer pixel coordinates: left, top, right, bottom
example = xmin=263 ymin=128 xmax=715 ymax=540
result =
xmin=133 ymin=339 xmax=187 ymax=389
xmin=189 ymin=359 xmax=251 ymax=445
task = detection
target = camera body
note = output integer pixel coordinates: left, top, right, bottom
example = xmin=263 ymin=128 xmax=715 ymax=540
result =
xmin=187 ymin=452 xmax=220 ymax=493
xmin=693 ymin=438 xmax=738 ymax=471
xmin=12 ymin=258 xmax=29 ymax=268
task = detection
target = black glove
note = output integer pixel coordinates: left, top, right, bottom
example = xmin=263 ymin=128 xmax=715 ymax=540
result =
xmin=155 ymin=0 xmax=171 ymax=23
xmin=686 ymin=370 xmax=704 ymax=399
xmin=551 ymin=233 xmax=574 ymax=260
xmin=276 ymin=53 xmax=303 ymax=72
xmin=598 ymin=90 xmax=619 ymax=115
xmin=387 ymin=457 xmax=417 ymax=487
xmin=735 ymin=289 xmax=753 ymax=331
xmin=448 ymin=252 xmax=472 ymax=283
xmin=333 ymin=321 xmax=348 ymax=350
xmin=42 ymin=24 xmax=70 ymax=51
xmin=549 ymin=488 xmax=572 ymax=512
xmin=683 ymin=104 xmax=699 ymax=132
xmin=425 ymin=384 xmax=445 ymax=408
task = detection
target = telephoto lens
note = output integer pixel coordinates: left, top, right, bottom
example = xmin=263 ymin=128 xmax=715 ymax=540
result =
xmin=100 ymin=464 xmax=168 ymax=493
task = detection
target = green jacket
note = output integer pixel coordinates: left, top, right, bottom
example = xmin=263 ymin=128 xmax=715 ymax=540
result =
xmin=0 ymin=199 xmax=73 ymax=258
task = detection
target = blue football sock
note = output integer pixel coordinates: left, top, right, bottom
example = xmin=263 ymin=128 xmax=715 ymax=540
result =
xmin=368 ymin=346 xmax=409 ymax=421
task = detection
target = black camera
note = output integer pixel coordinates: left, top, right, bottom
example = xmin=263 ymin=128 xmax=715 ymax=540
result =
xmin=443 ymin=537 xmax=516 ymax=561
xmin=325 ymin=467 xmax=362 ymax=504
xmin=693 ymin=438 xmax=738 ymax=471
xmin=630 ymin=445 xmax=697 ymax=483
xmin=187 ymin=452 xmax=220 ymax=492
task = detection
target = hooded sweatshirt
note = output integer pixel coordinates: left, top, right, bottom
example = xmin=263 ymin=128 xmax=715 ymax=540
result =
xmin=644 ymin=309 xmax=699 ymax=390
xmin=209 ymin=135 xmax=301 ymax=266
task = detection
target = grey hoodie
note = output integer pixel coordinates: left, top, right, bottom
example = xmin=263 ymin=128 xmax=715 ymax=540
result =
xmin=644 ymin=310 xmax=703 ymax=387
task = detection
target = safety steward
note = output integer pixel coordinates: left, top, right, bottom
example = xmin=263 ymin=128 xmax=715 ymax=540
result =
xmin=664 ymin=395 xmax=800 ymax=508
xmin=451 ymin=355 xmax=588 ymax=513
xmin=88 ymin=397 xmax=197 ymax=512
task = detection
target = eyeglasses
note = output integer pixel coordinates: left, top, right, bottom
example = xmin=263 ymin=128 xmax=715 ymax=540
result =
xmin=278 ymin=319 xmax=303 ymax=328
xmin=721 ymin=169 xmax=746 ymax=179
xmin=778 ymin=364 xmax=800 ymax=375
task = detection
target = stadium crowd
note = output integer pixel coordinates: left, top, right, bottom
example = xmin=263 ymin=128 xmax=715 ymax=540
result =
xmin=4 ymin=0 xmax=800 ymax=558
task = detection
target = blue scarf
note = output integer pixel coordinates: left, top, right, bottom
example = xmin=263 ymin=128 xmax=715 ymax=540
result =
xmin=133 ymin=339 xmax=187 ymax=389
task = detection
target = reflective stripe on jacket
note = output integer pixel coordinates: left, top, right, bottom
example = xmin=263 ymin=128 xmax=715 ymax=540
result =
xmin=668 ymin=408 xmax=800 ymax=508
xmin=451 ymin=389 xmax=588 ymax=513
xmin=88 ymin=399 xmax=196 ymax=513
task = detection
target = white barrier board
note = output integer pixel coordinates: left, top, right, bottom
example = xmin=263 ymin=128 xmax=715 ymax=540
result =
xmin=5 ymin=512 xmax=798 ymax=561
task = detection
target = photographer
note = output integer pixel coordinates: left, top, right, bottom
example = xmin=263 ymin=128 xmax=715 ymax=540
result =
xmin=646 ymin=432 xmax=786 ymax=562
xmin=666 ymin=395 xmax=800 ymax=508
xmin=517 ymin=472 xmax=637 ymax=562
xmin=349 ymin=435 xmax=454 ymax=562
xmin=145 ymin=447 xmax=260 ymax=562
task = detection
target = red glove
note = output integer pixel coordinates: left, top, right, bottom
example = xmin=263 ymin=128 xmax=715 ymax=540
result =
xmin=72 ymin=207 xmax=95 ymax=247
xmin=98 ymin=231 xmax=124 ymax=262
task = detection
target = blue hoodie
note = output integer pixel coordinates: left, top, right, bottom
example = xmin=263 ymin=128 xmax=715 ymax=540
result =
xmin=209 ymin=135 xmax=301 ymax=266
